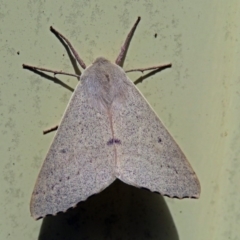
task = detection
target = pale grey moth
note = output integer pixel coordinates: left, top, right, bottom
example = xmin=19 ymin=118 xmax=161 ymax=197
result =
xmin=23 ymin=17 xmax=200 ymax=220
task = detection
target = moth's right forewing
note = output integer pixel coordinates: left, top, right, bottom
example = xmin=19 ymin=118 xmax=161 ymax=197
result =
xmin=112 ymin=77 xmax=200 ymax=199
xmin=30 ymin=81 xmax=116 ymax=219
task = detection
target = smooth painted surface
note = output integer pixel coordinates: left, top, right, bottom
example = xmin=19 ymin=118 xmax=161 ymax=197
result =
xmin=0 ymin=0 xmax=239 ymax=239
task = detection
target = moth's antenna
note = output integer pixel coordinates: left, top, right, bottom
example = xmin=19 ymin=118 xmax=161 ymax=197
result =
xmin=50 ymin=26 xmax=87 ymax=70
xmin=115 ymin=17 xmax=141 ymax=67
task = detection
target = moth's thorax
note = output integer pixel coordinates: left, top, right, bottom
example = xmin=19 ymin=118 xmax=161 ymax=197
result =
xmin=81 ymin=57 xmax=130 ymax=111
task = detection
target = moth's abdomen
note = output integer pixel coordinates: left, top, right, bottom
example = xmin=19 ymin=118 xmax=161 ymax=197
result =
xmin=81 ymin=57 xmax=130 ymax=112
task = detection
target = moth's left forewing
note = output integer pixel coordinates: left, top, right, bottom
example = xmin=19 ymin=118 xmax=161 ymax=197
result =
xmin=31 ymin=72 xmax=117 ymax=219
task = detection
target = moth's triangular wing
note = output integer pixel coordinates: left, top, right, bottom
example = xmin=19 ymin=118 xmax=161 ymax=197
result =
xmin=112 ymin=79 xmax=200 ymax=198
xmin=31 ymin=83 xmax=116 ymax=219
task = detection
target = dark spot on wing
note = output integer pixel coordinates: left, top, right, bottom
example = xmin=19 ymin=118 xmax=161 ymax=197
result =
xmin=107 ymin=139 xmax=114 ymax=145
xmin=158 ymin=137 xmax=162 ymax=143
xmin=114 ymin=139 xmax=121 ymax=144
xmin=107 ymin=138 xmax=121 ymax=146
xmin=154 ymin=33 xmax=157 ymax=38
xmin=105 ymin=74 xmax=110 ymax=82
xmin=60 ymin=149 xmax=66 ymax=153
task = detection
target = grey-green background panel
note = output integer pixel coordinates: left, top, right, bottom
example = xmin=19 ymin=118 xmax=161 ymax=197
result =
xmin=1 ymin=1 xmax=239 ymax=239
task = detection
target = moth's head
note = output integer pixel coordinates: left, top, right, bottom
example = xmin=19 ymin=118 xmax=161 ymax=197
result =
xmin=81 ymin=57 xmax=125 ymax=84
xmin=92 ymin=57 xmax=111 ymax=66
xmin=90 ymin=57 xmax=123 ymax=73
xmin=80 ymin=57 xmax=130 ymax=112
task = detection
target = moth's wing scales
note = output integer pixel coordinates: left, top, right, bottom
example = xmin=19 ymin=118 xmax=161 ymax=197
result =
xmin=112 ymin=79 xmax=200 ymax=198
xmin=31 ymin=83 xmax=116 ymax=219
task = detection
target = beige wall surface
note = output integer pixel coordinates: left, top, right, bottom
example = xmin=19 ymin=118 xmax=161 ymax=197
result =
xmin=0 ymin=0 xmax=239 ymax=239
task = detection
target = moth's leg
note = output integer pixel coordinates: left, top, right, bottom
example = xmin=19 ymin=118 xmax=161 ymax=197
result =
xmin=126 ymin=63 xmax=172 ymax=73
xmin=23 ymin=64 xmax=80 ymax=79
xmin=115 ymin=17 xmax=141 ymax=67
xmin=50 ymin=26 xmax=86 ymax=70
xmin=43 ymin=125 xmax=58 ymax=135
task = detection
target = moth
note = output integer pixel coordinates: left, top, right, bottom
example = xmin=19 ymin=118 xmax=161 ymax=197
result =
xmin=23 ymin=17 xmax=200 ymax=220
